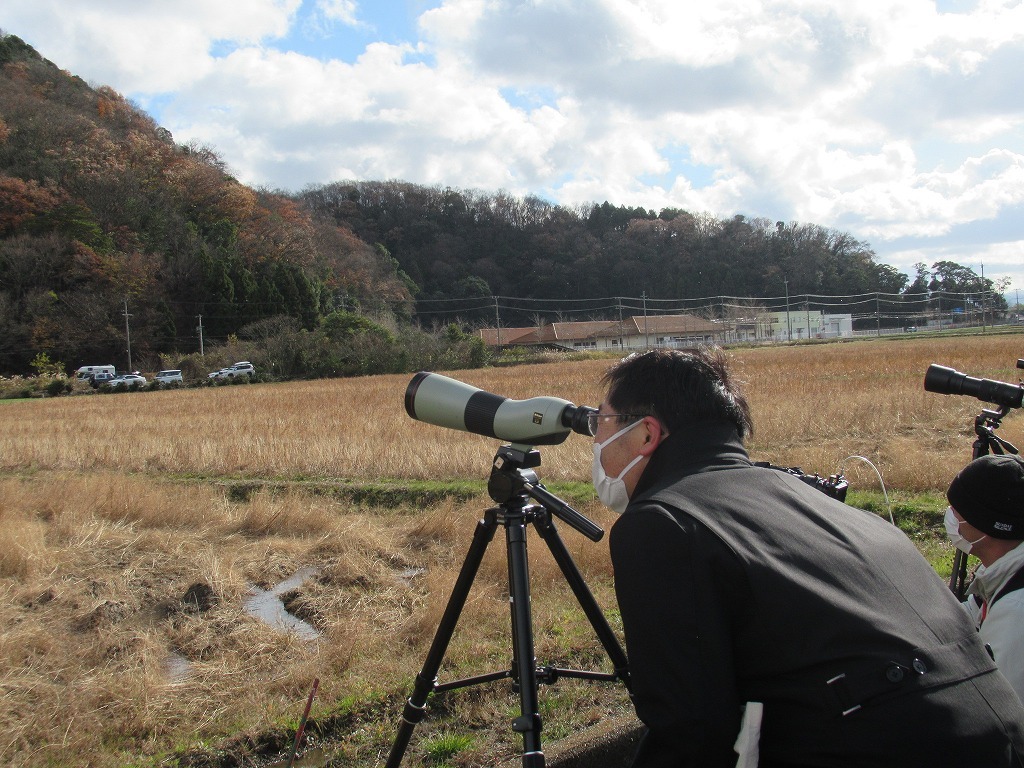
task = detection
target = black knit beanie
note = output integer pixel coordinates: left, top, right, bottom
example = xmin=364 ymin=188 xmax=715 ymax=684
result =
xmin=946 ymin=454 xmax=1024 ymax=539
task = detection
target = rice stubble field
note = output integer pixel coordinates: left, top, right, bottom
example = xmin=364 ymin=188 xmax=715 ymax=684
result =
xmin=0 ymin=332 xmax=1022 ymax=767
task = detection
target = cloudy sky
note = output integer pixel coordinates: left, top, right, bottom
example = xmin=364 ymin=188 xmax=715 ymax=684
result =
xmin=3 ymin=0 xmax=1023 ymax=296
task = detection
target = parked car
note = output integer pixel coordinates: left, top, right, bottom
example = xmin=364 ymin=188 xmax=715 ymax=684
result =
xmin=107 ymin=373 xmax=147 ymax=389
xmin=154 ymin=369 xmax=183 ymax=385
xmin=227 ymin=361 xmax=255 ymax=377
xmin=89 ymin=371 xmax=116 ymax=388
xmin=211 ymin=361 xmax=256 ymax=380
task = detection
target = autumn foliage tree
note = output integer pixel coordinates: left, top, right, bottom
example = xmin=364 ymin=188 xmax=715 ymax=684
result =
xmin=0 ymin=32 xmax=414 ymax=374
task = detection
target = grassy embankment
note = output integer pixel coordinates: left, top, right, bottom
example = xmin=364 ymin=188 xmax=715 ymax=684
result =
xmin=0 ymin=331 xmax=1022 ymax=767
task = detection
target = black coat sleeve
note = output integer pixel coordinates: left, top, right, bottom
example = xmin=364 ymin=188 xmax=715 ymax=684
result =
xmin=610 ymin=503 xmax=751 ymax=768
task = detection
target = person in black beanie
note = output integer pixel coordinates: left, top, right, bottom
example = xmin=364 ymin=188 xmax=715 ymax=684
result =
xmin=947 ymin=453 xmax=1024 ymax=703
xmin=595 ymin=347 xmax=1024 ymax=767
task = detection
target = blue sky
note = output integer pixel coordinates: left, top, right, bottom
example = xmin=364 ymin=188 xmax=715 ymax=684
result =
xmin=251 ymin=1 xmax=437 ymax=64
xmin=2 ymin=0 xmax=1023 ymax=296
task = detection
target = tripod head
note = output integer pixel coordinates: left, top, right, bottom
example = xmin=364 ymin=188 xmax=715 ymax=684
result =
xmin=973 ymin=406 xmax=1019 ymax=458
xmin=488 ymin=444 xmax=604 ymax=542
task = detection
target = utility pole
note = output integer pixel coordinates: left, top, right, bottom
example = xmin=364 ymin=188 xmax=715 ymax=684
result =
xmin=642 ymin=291 xmax=649 ymax=349
xmin=494 ymin=296 xmax=501 ymax=346
xmin=617 ymin=298 xmax=624 ymax=349
xmin=784 ymin=277 xmax=792 ymax=341
xmin=980 ymin=262 xmax=986 ymax=332
xmin=123 ymin=299 xmax=133 ymax=372
xmin=196 ymin=315 xmax=205 ymax=355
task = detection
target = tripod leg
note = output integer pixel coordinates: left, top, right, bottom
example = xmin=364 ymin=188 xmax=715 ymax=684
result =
xmin=386 ymin=510 xmax=500 ymax=768
xmin=947 ymin=438 xmax=992 ymax=601
xmin=534 ymin=514 xmax=630 ymax=688
xmin=950 ymin=548 xmax=968 ymax=601
xmin=505 ymin=515 xmax=546 ymax=767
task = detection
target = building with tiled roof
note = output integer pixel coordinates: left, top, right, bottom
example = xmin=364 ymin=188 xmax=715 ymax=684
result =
xmin=477 ymin=310 xmax=854 ymax=349
xmin=477 ymin=314 xmax=730 ymax=350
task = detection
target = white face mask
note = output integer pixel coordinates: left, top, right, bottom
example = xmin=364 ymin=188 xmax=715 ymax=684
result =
xmin=592 ymin=419 xmax=645 ymax=513
xmin=944 ymin=506 xmax=986 ymax=554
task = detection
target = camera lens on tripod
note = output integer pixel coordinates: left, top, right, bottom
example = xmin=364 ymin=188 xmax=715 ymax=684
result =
xmin=924 ymin=364 xmax=1024 ymax=409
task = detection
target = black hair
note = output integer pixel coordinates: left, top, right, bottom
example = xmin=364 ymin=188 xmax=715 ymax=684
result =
xmin=602 ymin=346 xmax=753 ymax=439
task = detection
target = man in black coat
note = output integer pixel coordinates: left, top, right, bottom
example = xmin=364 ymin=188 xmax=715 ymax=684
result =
xmin=591 ymin=347 xmax=1024 ymax=767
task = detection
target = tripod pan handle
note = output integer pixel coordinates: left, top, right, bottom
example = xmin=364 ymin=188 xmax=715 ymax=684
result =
xmin=524 ymin=482 xmax=604 ymax=541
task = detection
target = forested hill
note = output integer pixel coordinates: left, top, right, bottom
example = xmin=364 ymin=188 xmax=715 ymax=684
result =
xmin=0 ymin=33 xmax=413 ymax=373
xmin=0 ymin=33 xmax=1002 ymax=376
xmin=299 ymin=182 xmax=907 ymax=307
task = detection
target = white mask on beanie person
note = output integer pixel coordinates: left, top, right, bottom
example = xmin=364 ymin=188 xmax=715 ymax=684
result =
xmin=592 ymin=418 xmax=645 ymax=513
xmin=944 ymin=507 xmax=987 ymax=554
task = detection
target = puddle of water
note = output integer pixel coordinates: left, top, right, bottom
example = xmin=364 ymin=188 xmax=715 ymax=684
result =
xmin=397 ymin=566 xmax=425 ymax=586
xmin=163 ymin=567 xmax=320 ymax=681
xmin=267 ymin=747 xmax=327 ymax=768
xmin=164 ymin=651 xmax=192 ymax=683
xmin=243 ymin=566 xmax=320 ymax=640
xmin=160 ymin=565 xmax=319 ymax=684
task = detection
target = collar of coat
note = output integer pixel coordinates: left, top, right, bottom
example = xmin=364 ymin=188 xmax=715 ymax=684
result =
xmin=969 ymin=539 xmax=1024 ymax=603
xmin=631 ymin=420 xmax=751 ymax=501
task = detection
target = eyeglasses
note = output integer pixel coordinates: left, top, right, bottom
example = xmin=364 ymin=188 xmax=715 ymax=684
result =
xmin=586 ymin=412 xmax=646 ymax=437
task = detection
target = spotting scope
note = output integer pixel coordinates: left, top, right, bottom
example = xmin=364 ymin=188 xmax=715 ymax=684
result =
xmin=924 ymin=362 xmax=1024 ymax=409
xmin=405 ymin=371 xmax=596 ymax=445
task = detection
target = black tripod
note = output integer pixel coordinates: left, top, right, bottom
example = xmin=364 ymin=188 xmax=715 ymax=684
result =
xmin=385 ymin=444 xmax=631 ymax=768
xmin=949 ymin=405 xmax=1019 ymax=599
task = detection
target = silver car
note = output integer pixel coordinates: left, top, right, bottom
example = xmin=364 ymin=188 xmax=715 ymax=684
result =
xmin=107 ymin=374 xmax=147 ymax=389
xmin=155 ymin=369 xmax=183 ymax=385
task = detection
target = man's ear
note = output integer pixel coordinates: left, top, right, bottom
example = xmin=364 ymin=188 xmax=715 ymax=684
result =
xmin=638 ymin=416 xmax=667 ymax=457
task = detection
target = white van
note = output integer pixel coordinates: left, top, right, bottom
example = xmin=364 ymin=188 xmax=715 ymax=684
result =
xmin=75 ymin=365 xmax=116 ymax=381
xmin=154 ymin=370 xmax=183 ymax=385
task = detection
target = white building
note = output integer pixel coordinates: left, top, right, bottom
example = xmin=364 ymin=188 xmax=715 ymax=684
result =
xmin=764 ymin=310 xmax=853 ymax=340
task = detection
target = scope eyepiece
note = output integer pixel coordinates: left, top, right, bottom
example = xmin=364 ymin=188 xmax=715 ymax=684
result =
xmin=924 ymin=364 xmax=1024 ymax=409
xmin=405 ymin=371 xmax=596 ymax=445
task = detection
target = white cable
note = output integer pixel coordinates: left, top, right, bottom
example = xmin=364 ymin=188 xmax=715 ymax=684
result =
xmin=839 ymin=455 xmax=895 ymax=526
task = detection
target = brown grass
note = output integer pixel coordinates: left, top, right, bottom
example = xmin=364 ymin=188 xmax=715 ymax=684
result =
xmin=0 ymin=332 xmax=1021 ymax=767
xmin=2 ymin=334 xmax=1021 ymax=489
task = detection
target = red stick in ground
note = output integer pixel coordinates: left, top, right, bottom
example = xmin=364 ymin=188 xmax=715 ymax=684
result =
xmin=287 ymin=678 xmax=320 ymax=768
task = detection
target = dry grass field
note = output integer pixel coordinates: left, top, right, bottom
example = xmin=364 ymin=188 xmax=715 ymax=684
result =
xmin=0 ymin=332 xmax=1022 ymax=767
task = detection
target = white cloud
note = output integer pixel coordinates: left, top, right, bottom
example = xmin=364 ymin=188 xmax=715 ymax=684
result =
xmin=2 ymin=0 xmax=301 ymax=92
xmin=159 ymin=36 xmax=580 ymax=191
xmin=316 ymin=0 xmax=359 ymax=26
